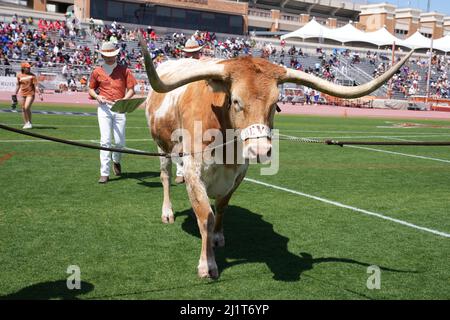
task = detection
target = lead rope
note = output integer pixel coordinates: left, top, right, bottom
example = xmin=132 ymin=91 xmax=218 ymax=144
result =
xmin=0 ymin=123 xmax=237 ymax=158
xmin=2 ymin=123 xmax=450 ymax=157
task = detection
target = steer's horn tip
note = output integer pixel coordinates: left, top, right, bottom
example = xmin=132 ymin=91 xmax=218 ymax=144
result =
xmin=137 ymin=32 xmax=147 ymax=47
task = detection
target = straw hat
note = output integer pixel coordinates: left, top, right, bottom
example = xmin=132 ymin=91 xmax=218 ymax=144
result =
xmin=96 ymin=41 xmax=120 ymax=57
xmin=182 ymin=38 xmax=203 ymax=53
xmin=21 ymin=62 xmax=31 ymax=68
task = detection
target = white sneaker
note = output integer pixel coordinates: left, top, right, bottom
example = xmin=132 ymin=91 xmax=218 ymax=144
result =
xmin=23 ymin=122 xmax=32 ymax=129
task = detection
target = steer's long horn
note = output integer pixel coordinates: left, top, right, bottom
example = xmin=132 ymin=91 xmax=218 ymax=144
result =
xmin=279 ymin=50 xmax=414 ymax=99
xmin=138 ymin=33 xmax=226 ymax=93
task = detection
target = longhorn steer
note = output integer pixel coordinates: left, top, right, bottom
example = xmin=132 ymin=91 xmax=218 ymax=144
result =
xmin=140 ymin=36 xmax=413 ymax=279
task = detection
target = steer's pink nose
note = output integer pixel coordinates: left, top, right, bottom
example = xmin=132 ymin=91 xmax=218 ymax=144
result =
xmin=244 ymin=140 xmax=272 ymax=163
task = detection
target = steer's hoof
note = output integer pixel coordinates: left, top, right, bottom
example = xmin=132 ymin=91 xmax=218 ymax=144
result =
xmin=213 ymin=233 xmax=225 ymax=248
xmin=198 ymin=263 xmax=219 ymax=279
xmin=161 ymin=207 xmax=175 ymax=224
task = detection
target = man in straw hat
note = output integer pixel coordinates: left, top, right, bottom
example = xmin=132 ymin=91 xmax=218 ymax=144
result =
xmin=182 ymin=38 xmax=204 ymax=59
xmin=89 ymin=41 xmax=137 ymax=184
xmin=173 ymin=38 xmax=205 ymax=184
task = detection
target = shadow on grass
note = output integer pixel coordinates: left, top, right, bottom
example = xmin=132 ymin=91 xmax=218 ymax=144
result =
xmin=30 ymin=126 xmax=58 ymax=130
xmin=109 ymin=171 xmax=162 ymax=188
xmin=0 ymin=280 xmax=94 ymax=300
xmin=177 ymin=206 xmax=414 ymax=282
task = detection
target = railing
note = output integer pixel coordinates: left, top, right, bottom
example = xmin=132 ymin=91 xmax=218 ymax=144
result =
xmin=331 ymin=64 xmax=355 ymax=84
xmin=280 ymin=14 xmax=299 ymax=23
xmin=248 ymin=9 xmax=271 ymax=19
xmin=339 ymin=57 xmax=388 ymax=96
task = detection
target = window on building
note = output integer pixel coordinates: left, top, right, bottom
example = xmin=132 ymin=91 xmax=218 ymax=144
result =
xmin=107 ymin=1 xmax=124 ymax=19
xmin=0 ymin=0 xmax=29 ymax=7
xmin=156 ymin=6 xmax=171 ymax=17
xmin=90 ymin=0 xmax=106 ymax=18
xmin=90 ymin=0 xmax=244 ymax=35
xmin=123 ymin=3 xmax=139 ymax=23
xmin=395 ymin=29 xmax=408 ymax=38
xmin=186 ymin=10 xmax=202 ymax=30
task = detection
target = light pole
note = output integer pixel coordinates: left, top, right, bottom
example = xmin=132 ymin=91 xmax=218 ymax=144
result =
xmin=425 ymin=0 xmax=433 ymax=104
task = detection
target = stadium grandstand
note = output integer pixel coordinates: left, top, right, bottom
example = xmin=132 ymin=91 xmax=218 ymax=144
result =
xmin=1 ymin=0 xmax=450 ymax=110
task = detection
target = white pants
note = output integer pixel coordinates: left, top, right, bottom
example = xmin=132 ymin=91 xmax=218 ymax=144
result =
xmin=98 ymin=103 xmax=126 ymax=176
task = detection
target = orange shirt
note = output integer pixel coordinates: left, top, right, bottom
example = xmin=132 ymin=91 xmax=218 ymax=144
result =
xmin=17 ymin=73 xmax=38 ymax=97
xmin=89 ymin=65 xmax=137 ymax=102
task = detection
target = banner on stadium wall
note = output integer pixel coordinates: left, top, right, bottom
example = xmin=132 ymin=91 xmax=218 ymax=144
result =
xmin=0 ymin=76 xmax=17 ymax=92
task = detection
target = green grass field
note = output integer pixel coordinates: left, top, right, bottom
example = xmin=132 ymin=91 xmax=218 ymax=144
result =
xmin=0 ymin=102 xmax=449 ymax=300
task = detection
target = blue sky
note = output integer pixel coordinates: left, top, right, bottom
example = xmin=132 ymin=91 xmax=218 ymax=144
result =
xmin=367 ymin=0 xmax=450 ymax=15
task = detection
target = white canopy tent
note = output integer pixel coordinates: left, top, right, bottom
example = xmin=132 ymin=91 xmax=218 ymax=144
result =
xmin=280 ymin=18 xmax=328 ymax=40
xmin=433 ymin=35 xmax=450 ymax=52
xmin=364 ymin=27 xmax=401 ymax=47
xmin=326 ymin=23 xmax=367 ymax=44
xmin=281 ymin=21 xmax=450 ymax=52
xmin=398 ymin=31 xmax=432 ymax=49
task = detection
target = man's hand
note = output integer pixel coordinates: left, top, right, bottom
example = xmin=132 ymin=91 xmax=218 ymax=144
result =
xmin=96 ymin=95 xmax=114 ymax=105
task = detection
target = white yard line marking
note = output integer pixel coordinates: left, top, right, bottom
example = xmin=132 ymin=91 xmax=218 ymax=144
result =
xmin=380 ymin=136 xmax=418 ymax=142
xmin=244 ymin=178 xmax=450 ymax=239
xmin=280 ymin=133 xmax=450 ymax=164
xmin=347 ymin=145 xmax=450 ymax=164
xmin=282 ymin=134 xmax=450 ymax=139
xmin=282 ymin=129 xmax=450 ymax=134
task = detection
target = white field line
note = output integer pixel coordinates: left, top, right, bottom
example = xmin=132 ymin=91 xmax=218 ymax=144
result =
xmin=278 ymin=133 xmax=450 ymax=140
xmin=380 ymin=136 xmax=418 ymax=142
xmin=281 ymin=133 xmax=450 ymax=164
xmin=282 ymin=129 xmax=450 ymax=134
xmin=328 ymin=135 xmax=450 ymax=139
xmin=347 ymin=145 xmax=450 ymax=164
xmin=244 ymin=178 xmax=450 ymax=239
xmin=3 ymin=125 xmax=447 ymax=134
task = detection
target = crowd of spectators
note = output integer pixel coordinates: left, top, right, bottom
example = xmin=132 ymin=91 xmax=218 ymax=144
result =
xmin=3 ymin=12 xmax=450 ymax=100
xmin=0 ymin=12 xmax=90 ymax=82
xmin=370 ymin=53 xmax=450 ymax=98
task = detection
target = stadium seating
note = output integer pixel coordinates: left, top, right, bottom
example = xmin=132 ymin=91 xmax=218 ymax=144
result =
xmin=1 ymin=9 xmax=450 ymax=104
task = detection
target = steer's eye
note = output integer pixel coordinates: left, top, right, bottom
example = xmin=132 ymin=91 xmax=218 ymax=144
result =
xmin=232 ymin=99 xmax=243 ymax=112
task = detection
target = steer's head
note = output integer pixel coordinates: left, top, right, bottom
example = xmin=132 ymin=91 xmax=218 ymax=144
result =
xmin=224 ymin=58 xmax=284 ymax=162
xmin=139 ymin=35 xmax=413 ymax=163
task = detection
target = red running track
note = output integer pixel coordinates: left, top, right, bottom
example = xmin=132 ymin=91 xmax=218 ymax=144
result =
xmin=1 ymin=92 xmax=450 ymax=120
xmin=278 ymin=103 xmax=450 ymax=120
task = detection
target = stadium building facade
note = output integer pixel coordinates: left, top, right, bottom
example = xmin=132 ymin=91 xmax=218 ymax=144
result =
xmin=2 ymin=0 xmax=450 ymax=38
